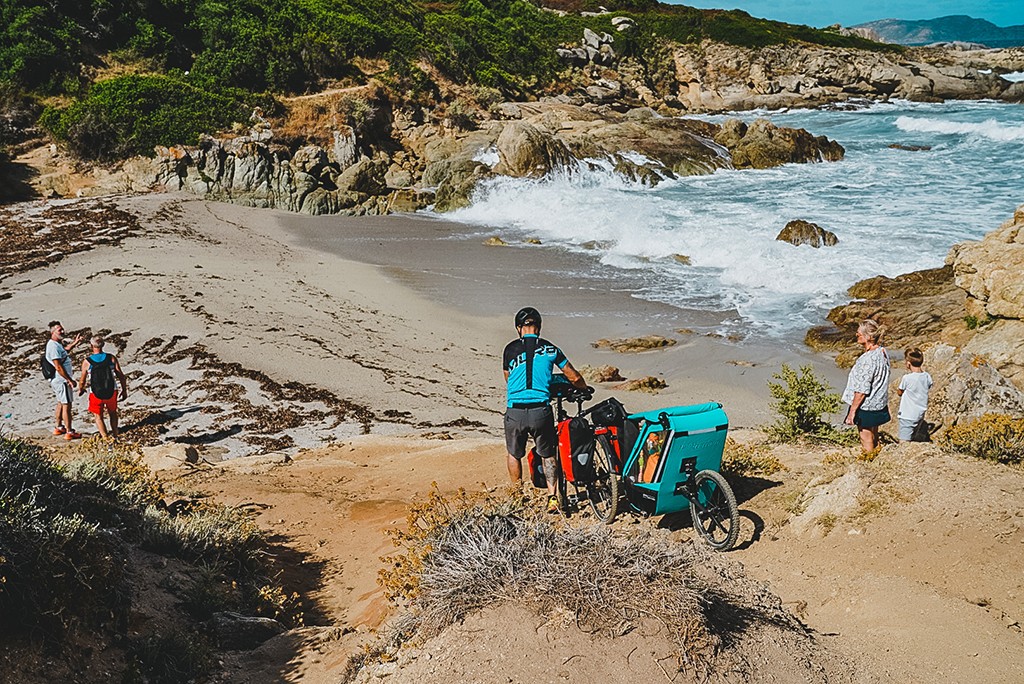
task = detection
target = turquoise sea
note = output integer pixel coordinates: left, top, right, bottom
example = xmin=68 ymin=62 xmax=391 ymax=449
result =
xmin=441 ymin=99 xmax=1024 ymax=339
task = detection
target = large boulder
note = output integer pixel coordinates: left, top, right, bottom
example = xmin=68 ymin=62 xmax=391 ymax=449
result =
xmin=948 ymin=205 xmax=1024 ymax=320
xmin=776 ymin=220 xmax=838 ymax=248
xmin=721 ymin=118 xmax=845 ymax=169
xmin=493 ymin=121 xmax=575 ymax=178
xmin=924 ymin=343 xmax=1024 ymax=429
xmin=432 ymin=158 xmax=492 ymax=212
xmin=212 ymin=612 xmax=286 ymax=650
xmin=336 ymin=158 xmax=388 ymax=195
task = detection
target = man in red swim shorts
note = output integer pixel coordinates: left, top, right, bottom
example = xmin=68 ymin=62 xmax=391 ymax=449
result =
xmin=78 ymin=335 xmax=128 ymax=438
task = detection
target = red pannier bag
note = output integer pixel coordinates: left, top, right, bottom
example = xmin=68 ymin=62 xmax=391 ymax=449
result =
xmin=557 ymin=416 xmax=596 ymax=483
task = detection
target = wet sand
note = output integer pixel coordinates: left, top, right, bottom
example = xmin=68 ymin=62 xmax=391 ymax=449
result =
xmin=280 ymin=210 xmax=849 ymax=428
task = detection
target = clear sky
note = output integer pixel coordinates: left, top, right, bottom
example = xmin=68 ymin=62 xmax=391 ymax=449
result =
xmin=665 ymin=1 xmax=1024 ymax=28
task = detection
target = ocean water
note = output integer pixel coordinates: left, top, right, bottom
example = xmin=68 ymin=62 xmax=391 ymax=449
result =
xmin=441 ymin=100 xmax=1024 ymax=339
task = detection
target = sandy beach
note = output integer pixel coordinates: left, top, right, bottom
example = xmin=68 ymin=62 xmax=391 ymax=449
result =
xmin=1 ymin=192 xmax=846 ymax=455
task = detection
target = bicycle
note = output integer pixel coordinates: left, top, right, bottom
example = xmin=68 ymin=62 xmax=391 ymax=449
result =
xmin=533 ymin=377 xmax=740 ymax=551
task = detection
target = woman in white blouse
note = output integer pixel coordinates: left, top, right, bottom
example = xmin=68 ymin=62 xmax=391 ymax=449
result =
xmin=842 ymin=319 xmax=891 ymax=453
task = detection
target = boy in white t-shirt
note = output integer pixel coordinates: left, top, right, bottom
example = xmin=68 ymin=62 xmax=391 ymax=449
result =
xmin=897 ymin=348 xmax=933 ymax=442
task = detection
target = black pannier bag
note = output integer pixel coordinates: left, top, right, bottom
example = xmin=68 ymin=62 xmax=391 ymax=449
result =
xmin=590 ymin=397 xmax=627 ymax=427
xmin=527 ymin=447 xmax=547 ymax=488
xmin=565 ymin=416 xmax=596 ymax=483
xmin=41 ymin=353 xmax=56 ymax=380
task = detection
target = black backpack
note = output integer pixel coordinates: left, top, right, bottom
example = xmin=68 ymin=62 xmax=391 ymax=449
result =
xmin=88 ymin=354 xmax=116 ymax=400
xmin=40 ymin=353 xmax=56 ymax=380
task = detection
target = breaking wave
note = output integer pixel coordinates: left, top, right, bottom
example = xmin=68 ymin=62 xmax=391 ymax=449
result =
xmin=441 ymin=101 xmax=1024 ymax=338
xmin=894 ymin=115 xmax=1024 ymax=142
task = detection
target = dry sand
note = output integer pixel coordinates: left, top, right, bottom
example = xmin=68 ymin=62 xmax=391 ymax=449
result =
xmin=2 ymin=194 xmax=1021 ymax=683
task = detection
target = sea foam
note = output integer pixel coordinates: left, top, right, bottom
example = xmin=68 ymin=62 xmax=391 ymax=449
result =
xmin=440 ymin=102 xmax=1024 ymax=338
xmin=895 ymin=115 xmax=1024 ymax=142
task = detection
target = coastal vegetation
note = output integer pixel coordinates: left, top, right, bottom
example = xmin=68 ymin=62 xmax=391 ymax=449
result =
xmin=0 ymin=0 xmax=889 ymax=164
xmin=359 ymin=485 xmax=801 ymax=681
xmin=0 ymin=434 xmax=295 ymax=681
xmin=766 ymin=364 xmax=856 ymax=445
xmin=940 ymin=413 xmax=1024 ymax=465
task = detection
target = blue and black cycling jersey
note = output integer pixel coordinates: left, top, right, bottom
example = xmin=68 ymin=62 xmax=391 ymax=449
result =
xmin=503 ymin=334 xmax=568 ymax=407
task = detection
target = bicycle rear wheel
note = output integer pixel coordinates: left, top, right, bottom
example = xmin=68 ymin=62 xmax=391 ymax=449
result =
xmin=587 ymin=435 xmax=619 ymax=524
xmin=689 ymin=470 xmax=739 ymax=551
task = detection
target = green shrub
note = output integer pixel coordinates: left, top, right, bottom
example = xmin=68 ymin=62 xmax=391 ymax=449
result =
xmin=0 ymin=435 xmax=129 ymax=639
xmin=642 ymin=5 xmax=899 ymax=51
xmin=766 ymin=364 xmax=855 ymax=444
xmin=964 ymin=314 xmax=995 ymax=330
xmin=940 ymin=413 xmax=1024 ymax=465
xmin=41 ymin=74 xmax=247 ymax=160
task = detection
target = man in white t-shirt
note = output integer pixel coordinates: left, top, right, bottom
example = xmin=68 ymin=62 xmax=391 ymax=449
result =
xmin=44 ymin=320 xmax=83 ymax=439
xmin=897 ymin=348 xmax=933 ymax=442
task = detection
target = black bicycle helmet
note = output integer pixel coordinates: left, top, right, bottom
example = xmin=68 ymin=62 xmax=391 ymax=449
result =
xmin=514 ymin=306 xmax=542 ymax=329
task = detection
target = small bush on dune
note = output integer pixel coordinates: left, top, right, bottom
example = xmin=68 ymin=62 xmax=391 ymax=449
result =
xmin=766 ymin=364 xmax=856 ymax=445
xmin=376 ymin=487 xmax=714 ymax=672
xmin=0 ymin=432 xmax=290 ymax=658
xmin=940 ymin=413 xmax=1024 ymax=465
xmin=0 ymin=435 xmax=129 ymax=639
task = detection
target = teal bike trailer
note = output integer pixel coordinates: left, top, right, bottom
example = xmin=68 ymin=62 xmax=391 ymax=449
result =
xmin=622 ymin=403 xmax=728 ymax=515
xmin=588 ymin=401 xmax=740 ymax=550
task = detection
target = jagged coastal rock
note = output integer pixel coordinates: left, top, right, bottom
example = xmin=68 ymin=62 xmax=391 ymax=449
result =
xmin=111 ymin=103 xmax=844 ymax=216
xmin=809 ymin=205 xmax=1024 ymax=427
xmin=776 ymin=220 xmax=839 ymax=248
xmin=671 ymin=41 xmax=1024 ymax=112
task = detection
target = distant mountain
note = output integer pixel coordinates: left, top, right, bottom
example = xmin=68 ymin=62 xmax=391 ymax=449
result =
xmin=852 ymin=15 xmax=1024 ymax=47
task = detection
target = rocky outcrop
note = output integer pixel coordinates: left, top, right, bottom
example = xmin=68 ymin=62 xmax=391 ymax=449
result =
xmin=805 ymin=265 xmax=968 ymax=367
xmin=946 ymin=205 xmax=1024 ymax=389
xmin=924 ymin=344 xmax=1024 ymax=429
xmin=948 ymin=206 xmax=1024 ymax=320
xmin=556 ymin=28 xmax=618 ymax=68
xmin=671 ymin=41 xmax=1023 ymax=112
xmin=810 ymin=205 xmax=1024 ymax=430
xmin=716 ymin=119 xmax=845 ymax=169
xmin=110 ymin=101 xmax=842 ymax=216
xmin=776 ymin=220 xmax=838 ymax=248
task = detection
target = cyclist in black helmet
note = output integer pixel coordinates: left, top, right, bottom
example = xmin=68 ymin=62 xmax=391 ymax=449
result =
xmin=503 ymin=307 xmax=589 ymax=513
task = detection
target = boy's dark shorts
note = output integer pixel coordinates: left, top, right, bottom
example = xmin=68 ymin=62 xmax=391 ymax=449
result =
xmin=504 ymin=405 xmax=556 ymax=459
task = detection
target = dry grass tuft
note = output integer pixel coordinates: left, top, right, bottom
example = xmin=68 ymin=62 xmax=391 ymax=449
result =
xmin=357 ymin=487 xmax=805 ymax=682
xmin=721 ymin=438 xmax=786 ymax=478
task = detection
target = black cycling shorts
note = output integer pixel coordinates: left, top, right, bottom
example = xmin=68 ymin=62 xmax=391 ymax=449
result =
xmin=504 ymin=405 xmax=556 ymax=459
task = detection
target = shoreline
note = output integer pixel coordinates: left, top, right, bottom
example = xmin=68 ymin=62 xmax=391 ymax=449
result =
xmin=278 ymin=208 xmax=853 ymax=428
xmin=1 ymin=193 xmax=850 ymax=459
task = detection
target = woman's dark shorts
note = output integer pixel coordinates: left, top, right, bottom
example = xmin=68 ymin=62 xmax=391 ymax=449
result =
xmin=505 ymin=405 xmax=556 ymax=459
xmin=854 ymin=407 xmax=891 ymax=429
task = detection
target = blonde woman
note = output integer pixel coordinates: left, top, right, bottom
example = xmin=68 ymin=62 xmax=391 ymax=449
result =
xmin=842 ymin=319 xmax=891 ymax=453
